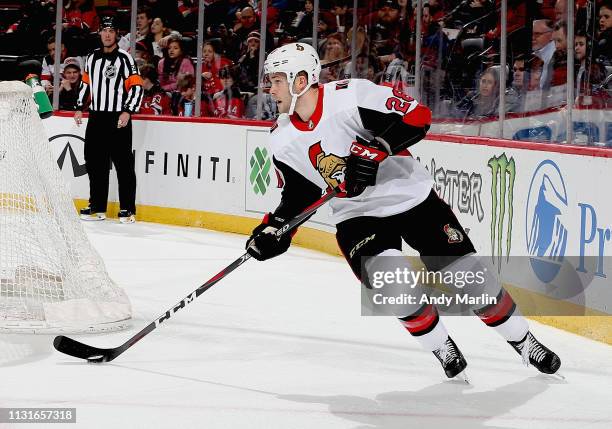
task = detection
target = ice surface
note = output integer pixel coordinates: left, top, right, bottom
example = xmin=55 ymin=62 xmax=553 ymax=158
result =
xmin=1 ymin=221 xmax=611 ymax=429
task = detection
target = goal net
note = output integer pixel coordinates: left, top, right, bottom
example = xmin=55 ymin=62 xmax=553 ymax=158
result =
xmin=0 ymin=81 xmax=131 ymax=333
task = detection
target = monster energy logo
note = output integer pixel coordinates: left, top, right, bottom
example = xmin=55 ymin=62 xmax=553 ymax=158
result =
xmin=488 ymin=154 xmax=516 ymax=272
xmin=249 ymin=146 xmax=271 ymax=195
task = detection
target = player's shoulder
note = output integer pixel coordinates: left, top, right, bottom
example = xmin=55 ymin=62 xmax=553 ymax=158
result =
xmin=322 ymin=78 xmax=376 ymax=93
xmin=117 ymin=48 xmax=133 ymax=60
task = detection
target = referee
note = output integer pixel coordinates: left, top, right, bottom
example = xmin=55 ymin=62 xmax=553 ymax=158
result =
xmin=74 ymin=16 xmax=143 ymax=224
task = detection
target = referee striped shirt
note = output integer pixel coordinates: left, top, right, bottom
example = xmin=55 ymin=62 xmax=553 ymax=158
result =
xmin=77 ymin=47 xmax=143 ymax=113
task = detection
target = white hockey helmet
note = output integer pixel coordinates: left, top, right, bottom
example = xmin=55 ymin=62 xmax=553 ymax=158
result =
xmin=263 ymin=42 xmax=321 ymax=115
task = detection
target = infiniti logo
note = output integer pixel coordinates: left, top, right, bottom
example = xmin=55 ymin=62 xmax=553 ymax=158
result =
xmin=49 ymin=134 xmax=87 ymax=178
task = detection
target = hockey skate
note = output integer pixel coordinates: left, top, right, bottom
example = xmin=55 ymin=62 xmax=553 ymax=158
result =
xmin=80 ymin=207 xmax=106 ymax=221
xmin=508 ymin=331 xmax=561 ymax=374
xmin=118 ymin=210 xmax=136 ymax=224
xmin=433 ymin=336 xmax=468 ymax=380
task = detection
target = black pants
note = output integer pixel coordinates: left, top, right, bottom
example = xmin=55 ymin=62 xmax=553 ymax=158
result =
xmin=84 ymin=111 xmax=136 ymax=213
xmin=336 ymin=190 xmax=476 ymax=279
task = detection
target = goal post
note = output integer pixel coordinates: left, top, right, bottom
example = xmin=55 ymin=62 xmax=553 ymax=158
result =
xmin=0 ymin=81 xmax=131 ymax=333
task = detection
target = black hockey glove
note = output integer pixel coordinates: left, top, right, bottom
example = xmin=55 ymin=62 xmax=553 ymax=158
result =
xmin=344 ymin=136 xmax=389 ymax=198
xmin=246 ymin=213 xmax=293 ymax=261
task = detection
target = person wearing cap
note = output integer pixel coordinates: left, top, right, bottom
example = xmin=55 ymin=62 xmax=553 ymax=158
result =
xmin=236 ymin=31 xmax=260 ymax=92
xmin=74 ymin=15 xmax=143 ymax=224
xmin=58 ymin=57 xmax=82 ymax=110
xmin=359 ymin=0 xmax=406 ymax=57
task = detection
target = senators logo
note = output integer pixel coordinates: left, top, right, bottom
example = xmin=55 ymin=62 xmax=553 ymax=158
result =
xmin=443 ymin=224 xmax=464 ymax=244
xmin=308 ymin=142 xmax=346 ymax=189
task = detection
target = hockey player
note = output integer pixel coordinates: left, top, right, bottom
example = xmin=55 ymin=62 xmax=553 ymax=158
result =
xmin=245 ymin=43 xmax=561 ymax=378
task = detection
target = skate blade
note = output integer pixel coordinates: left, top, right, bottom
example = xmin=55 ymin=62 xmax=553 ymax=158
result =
xmin=446 ymin=369 xmax=470 ymax=384
xmin=455 ymin=369 xmax=470 ymax=384
xmin=80 ymin=215 xmax=106 ymax=221
xmin=544 ymin=371 xmax=565 ymax=380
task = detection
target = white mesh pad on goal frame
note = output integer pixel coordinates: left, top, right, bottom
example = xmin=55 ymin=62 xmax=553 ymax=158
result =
xmin=0 ymin=81 xmax=131 ymax=333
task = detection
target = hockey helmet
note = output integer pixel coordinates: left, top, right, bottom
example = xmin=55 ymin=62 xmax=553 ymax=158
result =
xmin=263 ymin=42 xmax=321 ymax=115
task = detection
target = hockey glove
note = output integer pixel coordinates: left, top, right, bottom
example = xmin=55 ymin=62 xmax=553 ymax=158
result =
xmin=246 ymin=213 xmax=293 ymax=261
xmin=344 ymin=136 xmax=389 ymax=198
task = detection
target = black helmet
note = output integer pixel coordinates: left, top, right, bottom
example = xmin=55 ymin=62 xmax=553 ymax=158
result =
xmin=100 ymin=15 xmax=119 ymax=31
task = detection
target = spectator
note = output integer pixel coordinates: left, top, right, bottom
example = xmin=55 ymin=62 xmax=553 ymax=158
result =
xmin=135 ymin=40 xmax=155 ymax=69
xmin=158 ymin=38 xmax=195 ymax=92
xmin=426 ymin=0 xmax=446 ymax=23
xmin=141 ymin=0 xmax=183 ymax=32
xmin=456 ymin=66 xmax=500 ymax=118
xmin=256 ymin=0 xmax=281 ymax=35
xmin=511 ymin=57 xmax=527 ymax=93
xmin=341 ymin=28 xmax=376 ymax=78
xmin=245 ymin=92 xmax=278 ymax=120
xmin=212 ymin=67 xmax=245 ymax=119
xmin=330 ymin=0 xmax=352 ymax=34
xmin=119 ymin=6 xmax=153 ymax=53
xmin=58 ymin=57 xmax=82 ymax=111
xmin=528 ymin=57 xmax=545 ymax=90
xmin=234 ymin=7 xmax=275 ymax=53
xmin=237 ymin=31 xmax=261 ymax=92
xmin=532 ymin=19 xmax=555 ymax=90
xmin=596 ymin=1 xmax=612 ymax=65
xmin=345 ymin=53 xmax=381 ymax=80
xmin=550 ymin=20 xmax=568 ymax=86
xmin=41 ymin=35 xmax=70 ymax=94
xmin=139 ymin=64 xmax=172 ymax=115
xmin=319 ymin=33 xmax=348 ymax=83
xmin=419 ymin=2 xmax=450 ymax=110
xmin=146 ymin=17 xmax=176 ymax=59
xmin=5 ymin=0 xmax=54 ymax=53
xmin=293 ymin=0 xmax=316 ymax=39
xmin=63 ymin=0 xmax=99 ymax=33
xmin=443 ymin=0 xmax=495 ymax=33
xmin=201 ymin=41 xmax=233 ymax=96
xmin=178 ymin=0 xmax=199 ymax=31
xmin=361 ymin=0 xmax=405 ymax=57
xmin=575 ymin=30 xmax=608 ymax=105
xmin=554 ymin=0 xmax=567 ymax=22
xmin=173 ymin=73 xmax=212 ymax=117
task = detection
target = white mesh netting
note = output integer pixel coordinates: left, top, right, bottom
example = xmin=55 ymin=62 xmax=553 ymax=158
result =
xmin=0 ymin=81 xmax=131 ymax=333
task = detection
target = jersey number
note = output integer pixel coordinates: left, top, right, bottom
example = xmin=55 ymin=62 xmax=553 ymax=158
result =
xmin=385 ymin=88 xmax=414 ymax=114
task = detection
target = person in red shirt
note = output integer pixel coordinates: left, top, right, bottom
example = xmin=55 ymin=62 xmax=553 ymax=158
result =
xmin=63 ymin=0 xmax=99 ymax=32
xmin=201 ymin=41 xmax=233 ymax=96
xmin=139 ymin=64 xmax=172 ymax=116
xmin=212 ymin=67 xmax=245 ymax=119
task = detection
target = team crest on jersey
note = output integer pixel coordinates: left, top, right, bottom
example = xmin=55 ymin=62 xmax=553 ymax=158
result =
xmin=443 ymin=224 xmax=464 ymax=244
xmin=104 ymin=64 xmax=117 ymax=79
xmin=308 ymin=142 xmax=346 ymax=189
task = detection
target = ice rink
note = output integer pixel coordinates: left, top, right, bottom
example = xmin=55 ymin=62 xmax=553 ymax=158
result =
xmin=1 ymin=221 xmax=611 ymax=429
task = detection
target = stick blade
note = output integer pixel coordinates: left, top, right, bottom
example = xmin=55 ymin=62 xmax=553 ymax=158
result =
xmin=53 ymin=335 xmax=116 ymax=363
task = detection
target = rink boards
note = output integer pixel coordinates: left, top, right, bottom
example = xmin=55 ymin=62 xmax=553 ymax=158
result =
xmin=43 ymin=113 xmax=612 ymax=342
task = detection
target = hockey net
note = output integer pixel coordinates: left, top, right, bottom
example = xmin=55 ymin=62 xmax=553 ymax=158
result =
xmin=0 ymin=81 xmax=131 ymax=333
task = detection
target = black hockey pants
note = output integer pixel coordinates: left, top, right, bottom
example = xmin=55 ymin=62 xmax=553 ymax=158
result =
xmin=84 ymin=111 xmax=137 ymax=213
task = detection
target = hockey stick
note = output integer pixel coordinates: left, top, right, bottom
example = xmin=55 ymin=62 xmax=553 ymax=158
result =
xmin=53 ymin=185 xmax=343 ymax=363
xmin=321 ymin=55 xmax=352 ymax=69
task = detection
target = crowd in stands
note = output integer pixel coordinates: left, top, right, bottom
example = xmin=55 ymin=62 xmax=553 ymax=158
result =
xmin=0 ymin=0 xmax=611 ymax=122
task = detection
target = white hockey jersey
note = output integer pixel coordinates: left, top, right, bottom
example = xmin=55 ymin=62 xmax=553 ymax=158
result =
xmin=269 ymin=78 xmax=434 ymax=224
